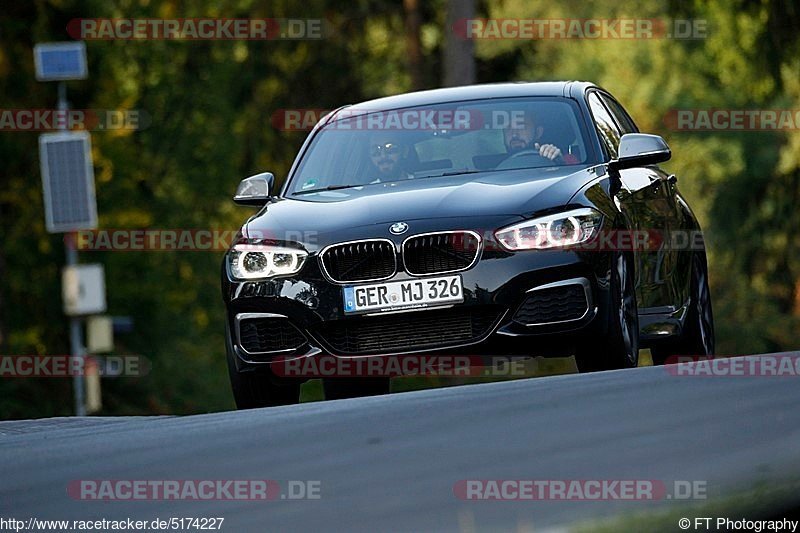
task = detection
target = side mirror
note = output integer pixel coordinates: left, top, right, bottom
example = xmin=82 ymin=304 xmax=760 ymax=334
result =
xmin=610 ymin=133 xmax=671 ymax=170
xmin=233 ymin=172 xmax=274 ymax=206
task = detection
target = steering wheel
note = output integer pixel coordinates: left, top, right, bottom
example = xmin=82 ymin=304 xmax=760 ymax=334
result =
xmin=494 ymin=149 xmax=551 ymax=170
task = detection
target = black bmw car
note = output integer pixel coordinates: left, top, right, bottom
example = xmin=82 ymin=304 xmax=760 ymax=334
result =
xmin=221 ymin=81 xmax=715 ymax=408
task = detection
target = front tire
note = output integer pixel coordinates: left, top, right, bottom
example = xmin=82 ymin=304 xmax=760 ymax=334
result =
xmin=575 ymin=252 xmax=639 ymax=372
xmin=225 ymin=326 xmax=300 ymax=409
xmin=651 ymin=252 xmax=715 ymax=365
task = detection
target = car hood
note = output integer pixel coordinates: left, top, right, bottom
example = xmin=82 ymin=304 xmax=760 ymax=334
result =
xmin=244 ymin=165 xmax=598 ymax=246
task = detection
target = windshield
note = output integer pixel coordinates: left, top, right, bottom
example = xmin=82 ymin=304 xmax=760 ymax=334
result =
xmin=286 ymin=97 xmax=595 ymax=197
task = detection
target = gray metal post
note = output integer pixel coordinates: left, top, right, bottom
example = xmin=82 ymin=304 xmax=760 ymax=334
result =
xmin=66 ymin=245 xmax=86 ymax=417
xmin=59 ymin=81 xmax=86 ymax=417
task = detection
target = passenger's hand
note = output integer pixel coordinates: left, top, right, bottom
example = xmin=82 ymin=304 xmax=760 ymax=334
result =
xmin=534 ymin=143 xmax=562 ymax=160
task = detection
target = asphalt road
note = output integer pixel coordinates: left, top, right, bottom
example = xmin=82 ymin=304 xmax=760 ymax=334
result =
xmin=2 ymin=354 xmax=800 ymax=532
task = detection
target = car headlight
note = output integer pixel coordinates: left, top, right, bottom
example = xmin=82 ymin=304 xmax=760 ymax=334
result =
xmin=495 ymin=208 xmax=603 ymax=251
xmin=228 ymin=243 xmax=308 ymax=280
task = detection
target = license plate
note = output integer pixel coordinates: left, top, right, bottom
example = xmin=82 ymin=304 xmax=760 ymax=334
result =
xmin=343 ymin=275 xmax=464 ymax=314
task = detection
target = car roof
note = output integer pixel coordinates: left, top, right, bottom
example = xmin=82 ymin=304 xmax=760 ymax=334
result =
xmin=340 ymin=81 xmax=599 ymax=116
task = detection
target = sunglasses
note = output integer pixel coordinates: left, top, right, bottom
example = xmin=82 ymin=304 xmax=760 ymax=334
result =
xmin=370 ymin=143 xmax=401 ymax=157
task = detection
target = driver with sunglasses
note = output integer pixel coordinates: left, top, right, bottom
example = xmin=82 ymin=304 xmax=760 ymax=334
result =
xmin=368 ymin=132 xmax=414 ymax=182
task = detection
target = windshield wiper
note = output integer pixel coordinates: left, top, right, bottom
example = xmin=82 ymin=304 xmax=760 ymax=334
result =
xmin=292 ymin=170 xmax=483 ymax=194
xmin=416 ymin=169 xmax=484 ymax=179
xmin=292 ymin=183 xmax=364 ymax=195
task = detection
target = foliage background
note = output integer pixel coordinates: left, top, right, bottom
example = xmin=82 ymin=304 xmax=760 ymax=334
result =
xmin=1 ymin=0 xmax=798 ymax=418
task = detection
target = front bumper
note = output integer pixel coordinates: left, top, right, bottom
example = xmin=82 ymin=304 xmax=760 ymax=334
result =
xmin=223 ymin=243 xmax=616 ymax=373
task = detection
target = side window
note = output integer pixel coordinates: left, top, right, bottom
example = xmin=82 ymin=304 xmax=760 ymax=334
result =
xmin=587 ymin=92 xmax=621 ymax=159
xmin=599 ymin=94 xmax=639 ymax=134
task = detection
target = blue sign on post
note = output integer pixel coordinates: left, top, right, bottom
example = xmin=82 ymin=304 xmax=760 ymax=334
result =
xmin=34 ymin=42 xmax=88 ymax=81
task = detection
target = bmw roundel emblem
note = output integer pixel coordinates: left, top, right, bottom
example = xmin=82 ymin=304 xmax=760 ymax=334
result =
xmin=389 ymin=222 xmax=409 ymax=235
